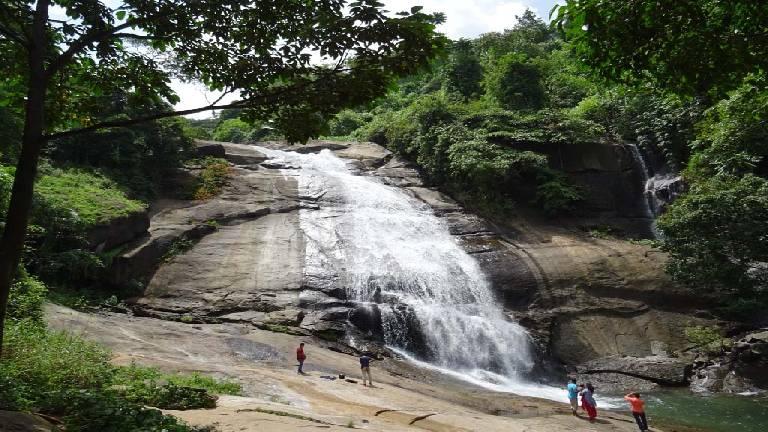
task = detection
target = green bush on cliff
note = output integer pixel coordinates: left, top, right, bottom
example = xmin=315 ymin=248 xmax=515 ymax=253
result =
xmin=35 ymin=168 xmax=146 ymax=226
xmin=192 ymin=157 xmax=231 ymax=200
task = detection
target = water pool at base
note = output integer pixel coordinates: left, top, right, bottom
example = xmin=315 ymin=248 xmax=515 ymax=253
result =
xmin=639 ymin=390 xmax=768 ymax=432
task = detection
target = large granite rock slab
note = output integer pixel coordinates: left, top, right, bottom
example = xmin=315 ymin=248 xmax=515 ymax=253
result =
xmin=577 ymin=355 xmax=691 ymax=385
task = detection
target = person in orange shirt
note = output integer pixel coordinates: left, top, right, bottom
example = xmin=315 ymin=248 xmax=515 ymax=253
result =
xmin=624 ymin=392 xmax=649 ymax=431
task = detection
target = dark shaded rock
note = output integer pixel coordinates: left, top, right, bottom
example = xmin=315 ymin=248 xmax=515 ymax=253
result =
xmin=375 ymin=157 xmax=423 ymax=187
xmin=0 ymin=411 xmax=56 ymax=432
xmin=299 ymin=308 xmax=349 ymax=341
xmin=88 ymin=210 xmax=150 ymax=252
xmin=194 ymin=141 xmax=226 ymax=158
xmin=577 ymin=355 xmax=690 ymax=386
xmin=349 ymin=304 xmax=384 ymax=341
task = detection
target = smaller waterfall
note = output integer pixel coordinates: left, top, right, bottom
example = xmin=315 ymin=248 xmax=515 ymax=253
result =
xmin=627 ymin=143 xmax=656 ymax=220
xmin=627 ymin=144 xmax=686 ymax=237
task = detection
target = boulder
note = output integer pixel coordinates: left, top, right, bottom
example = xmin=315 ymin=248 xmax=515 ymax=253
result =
xmin=572 ymin=372 xmax=660 ymax=393
xmin=194 ymin=141 xmax=226 ymax=158
xmin=88 ymin=209 xmax=150 ymax=252
xmin=300 ymin=308 xmax=350 ymax=338
xmin=0 ymin=411 xmax=56 ymax=432
xmin=577 ymin=355 xmax=691 ymax=386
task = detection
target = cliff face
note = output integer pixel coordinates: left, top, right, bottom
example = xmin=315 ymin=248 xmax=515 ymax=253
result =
xmin=109 ymin=140 xmax=726 ymax=391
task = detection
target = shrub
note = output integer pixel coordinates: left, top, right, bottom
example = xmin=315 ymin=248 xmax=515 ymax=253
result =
xmin=7 ymin=270 xmax=47 ymax=323
xmin=0 ymin=322 xmax=228 ymax=431
xmin=684 ymin=325 xmax=731 ymax=354
xmin=212 ymin=118 xmax=251 ymax=143
xmin=63 ymin=390 xmax=215 ymax=432
xmin=192 ymin=157 xmax=231 ymax=200
xmin=658 ymin=175 xmax=768 ymax=295
xmin=484 ymin=54 xmax=545 ymax=110
xmin=534 ymin=170 xmax=582 ymax=215
xmin=113 ymin=364 xmax=242 ymax=398
xmin=328 ymin=110 xmax=368 ymax=137
xmin=0 ymin=322 xmax=114 ymax=411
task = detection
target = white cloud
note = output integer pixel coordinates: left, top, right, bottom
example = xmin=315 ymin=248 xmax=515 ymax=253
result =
xmin=384 ymin=0 xmax=534 ymax=39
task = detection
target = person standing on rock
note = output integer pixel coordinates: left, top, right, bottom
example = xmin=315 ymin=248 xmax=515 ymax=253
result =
xmin=296 ymin=342 xmax=307 ymax=375
xmin=580 ymin=383 xmax=598 ymax=422
xmin=360 ymin=353 xmax=373 ymax=386
xmin=567 ymin=378 xmax=579 ymax=415
xmin=624 ymin=392 xmax=649 ymax=431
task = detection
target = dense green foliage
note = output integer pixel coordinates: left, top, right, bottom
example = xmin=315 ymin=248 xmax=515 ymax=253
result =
xmin=554 ymin=0 xmax=768 ymax=98
xmin=484 ymin=54 xmax=545 ymax=110
xmin=337 ymin=11 xmax=598 ymax=215
xmin=0 ymin=160 xmax=145 ymax=290
xmin=658 ymin=175 xmax=768 ymax=294
xmin=0 ymin=320 xmax=234 ymax=430
xmin=1 ymin=284 xmax=239 ymax=429
xmin=557 ymin=1 xmax=768 ymax=319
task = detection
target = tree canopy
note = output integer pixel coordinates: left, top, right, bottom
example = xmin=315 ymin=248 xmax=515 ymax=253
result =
xmin=553 ymin=0 xmax=768 ymax=97
xmin=0 ymin=0 xmax=445 ymax=352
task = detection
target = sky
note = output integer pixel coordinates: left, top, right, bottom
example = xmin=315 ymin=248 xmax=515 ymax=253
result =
xmin=170 ymin=0 xmax=561 ymax=117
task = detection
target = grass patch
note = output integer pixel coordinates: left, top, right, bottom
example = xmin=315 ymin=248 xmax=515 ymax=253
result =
xmin=259 ymin=323 xmax=305 ymax=336
xmin=113 ymin=364 xmax=242 ymax=396
xmin=35 ymin=168 xmax=146 ymax=225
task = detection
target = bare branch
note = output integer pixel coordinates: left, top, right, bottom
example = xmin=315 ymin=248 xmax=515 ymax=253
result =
xmin=114 ymin=32 xmax=171 ymax=41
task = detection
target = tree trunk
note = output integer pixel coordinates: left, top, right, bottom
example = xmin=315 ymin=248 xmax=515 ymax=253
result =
xmin=0 ymin=0 xmax=49 ymax=356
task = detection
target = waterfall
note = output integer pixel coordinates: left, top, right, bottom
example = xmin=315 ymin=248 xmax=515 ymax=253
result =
xmin=257 ymin=146 xmax=564 ymax=400
xmin=627 ymin=144 xmax=686 ymax=235
xmin=627 ymin=143 xmax=656 ymax=220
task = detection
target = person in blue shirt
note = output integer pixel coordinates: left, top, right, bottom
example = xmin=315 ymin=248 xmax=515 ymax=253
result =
xmin=566 ymin=378 xmax=579 ymax=415
xmin=360 ymin=353 xmax=373 ymax=387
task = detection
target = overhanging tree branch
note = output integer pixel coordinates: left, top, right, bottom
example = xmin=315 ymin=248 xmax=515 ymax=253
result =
xmin=46 ymin=15 xmax=160 ymax=77
xmin=45 ymin=100 xmax=247 ymax=141
xmin=44 ymin=78 xmax=316 ymax=141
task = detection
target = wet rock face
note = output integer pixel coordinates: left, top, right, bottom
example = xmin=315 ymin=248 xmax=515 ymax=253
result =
xmin=123 ymin=140 xmax=728 ymax=393
xmin=690 ymin=329 xmax=768 ymax=393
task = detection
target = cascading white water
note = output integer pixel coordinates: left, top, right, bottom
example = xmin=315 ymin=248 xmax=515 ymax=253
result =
xmin=257 ymin=146 xmax=568 ymax=399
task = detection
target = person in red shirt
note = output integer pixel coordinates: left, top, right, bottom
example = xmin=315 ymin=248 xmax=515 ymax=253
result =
xmin=624 ymin=392 xmax=649 ymax=431
xmin=296 ymin=342 xmax=307 ymax=375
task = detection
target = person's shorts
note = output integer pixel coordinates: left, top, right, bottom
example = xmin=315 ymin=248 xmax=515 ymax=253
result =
xmin=569 ymin=398 xmax=578 ymax=410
